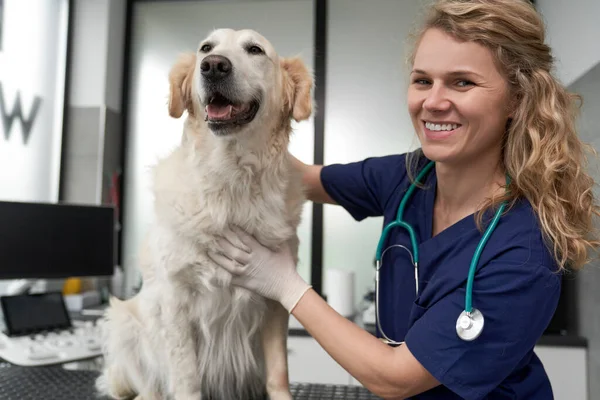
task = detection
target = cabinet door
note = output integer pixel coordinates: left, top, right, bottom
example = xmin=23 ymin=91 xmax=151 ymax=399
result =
xmin=534 ymin=345 xmax=588 ymax=400
xmin=287 ymin=336 xmax=352 ymax=385
xmin=349 ymin=345 xmax=589 ymax=396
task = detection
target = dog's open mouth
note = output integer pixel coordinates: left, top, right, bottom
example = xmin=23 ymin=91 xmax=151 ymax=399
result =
xmin=204 ymin=93 xmax=260 ymax=128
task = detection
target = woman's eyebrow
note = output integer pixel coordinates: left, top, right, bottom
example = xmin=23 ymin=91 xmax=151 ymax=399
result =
xmin=411 ymin=68 xmax=485 ymax=79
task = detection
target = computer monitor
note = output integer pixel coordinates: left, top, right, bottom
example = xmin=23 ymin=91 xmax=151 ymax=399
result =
xmin=0 ymin=200 xmax=115 ymax=279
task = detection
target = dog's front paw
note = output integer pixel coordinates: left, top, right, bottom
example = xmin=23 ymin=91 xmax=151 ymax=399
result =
xmin=267 ymin=389 xmax=293 ymax=400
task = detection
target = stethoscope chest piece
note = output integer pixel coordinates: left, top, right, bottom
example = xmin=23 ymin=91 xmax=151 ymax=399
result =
xmin=456 ymin=309 xmax=484 ymax=341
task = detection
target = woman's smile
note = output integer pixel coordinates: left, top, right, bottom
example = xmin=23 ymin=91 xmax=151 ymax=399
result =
xmin=422 ymin=120 xmax=462 ymax=140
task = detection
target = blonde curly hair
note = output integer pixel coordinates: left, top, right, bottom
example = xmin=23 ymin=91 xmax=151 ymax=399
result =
xmin=407 ymin=0 xmax=600 ymax=271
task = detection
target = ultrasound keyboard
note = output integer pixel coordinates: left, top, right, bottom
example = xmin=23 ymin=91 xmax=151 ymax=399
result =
xmin=0 ymin=320 xmax=103 ymax=367
xmin=0 ymin=292 xmax=104 ymax=367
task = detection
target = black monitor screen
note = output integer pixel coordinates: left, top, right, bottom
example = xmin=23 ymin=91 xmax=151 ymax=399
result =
xmin=0 ymin=201 xmax=115 ymax=279
xmin=1 ymin=292 xmax=71 ymax=336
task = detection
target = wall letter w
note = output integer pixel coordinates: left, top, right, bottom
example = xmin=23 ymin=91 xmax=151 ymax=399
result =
xmin=0 ymin=82 xmax=43 ymax=145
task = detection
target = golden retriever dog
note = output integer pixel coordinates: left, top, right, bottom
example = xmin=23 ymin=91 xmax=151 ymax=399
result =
xmin=95 ymin=28 xmax=312 ymax=400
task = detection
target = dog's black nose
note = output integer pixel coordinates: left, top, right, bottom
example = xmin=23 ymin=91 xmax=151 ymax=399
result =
xmin=200 ymin=55 xmax=232 ymax=81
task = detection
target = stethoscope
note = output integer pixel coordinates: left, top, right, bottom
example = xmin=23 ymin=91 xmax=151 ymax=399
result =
xmin=374 ymin=160 xmax=508 ymax=345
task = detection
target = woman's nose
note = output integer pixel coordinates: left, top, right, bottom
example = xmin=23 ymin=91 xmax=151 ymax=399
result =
xmin=422 ymin=84 xmax=451 ymax=112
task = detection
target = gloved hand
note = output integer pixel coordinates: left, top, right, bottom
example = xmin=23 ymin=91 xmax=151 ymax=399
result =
xmin=208 ymin=227 xmax=312 ymax=312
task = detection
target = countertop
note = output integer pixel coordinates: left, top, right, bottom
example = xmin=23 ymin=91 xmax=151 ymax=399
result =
xmin=287 ymin=314 xmax=588 ymax=348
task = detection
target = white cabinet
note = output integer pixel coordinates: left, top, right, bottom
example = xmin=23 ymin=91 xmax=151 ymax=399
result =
xmin=287 ymin=336 xmax=352 ymax=385
xmin=535 ymin=345 xmax=588 ymax=400
xmin=286 ymin=335 xmax=589 ymax=400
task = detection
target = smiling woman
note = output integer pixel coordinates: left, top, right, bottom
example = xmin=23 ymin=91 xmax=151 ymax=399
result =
xmin=405 ymin=0 xmax=599 ymax=271
xmin=408 ymin=29 xmax=512 ymax=169
xmin=407 ymin=27 xmax=515 ymax=236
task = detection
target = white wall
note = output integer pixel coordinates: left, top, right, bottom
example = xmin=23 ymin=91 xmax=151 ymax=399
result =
xmin=105 ymin=0 xmax=127 ymax=112
xmin=69 ymin=0 xmax=126 ymax=112
xmin=536 ymin=0 xmax=600 ymax=87
xmin=68 ymin=0 xmax=109 ymax=108
xmin=62 ymin=0 xmax=126 ymax=208
xmin=323 ymin=0 xmax=425 ymax=309
xmin=568 ymin=62 xmax=600 ymax=400
xmin=0 ymin=0 xmax=69 ymax=203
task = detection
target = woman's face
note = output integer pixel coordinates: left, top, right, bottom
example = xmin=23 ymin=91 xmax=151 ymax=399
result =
xmin=408 ymin=28 xmax=513 ymax=166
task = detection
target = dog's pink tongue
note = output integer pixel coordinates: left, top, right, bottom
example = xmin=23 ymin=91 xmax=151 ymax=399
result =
xmin=206 ymin=104 xmax=233 ymax=120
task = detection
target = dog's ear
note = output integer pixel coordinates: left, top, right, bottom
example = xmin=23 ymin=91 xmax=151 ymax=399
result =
xmin=281 ymin=57 xmax=313 ymax=122
xmin=168 ymin=53 xmax=197 ymax=118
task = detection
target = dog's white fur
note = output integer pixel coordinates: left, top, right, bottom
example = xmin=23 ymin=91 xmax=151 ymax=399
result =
xmin=96 ymin=28 xmax=313 ymax=400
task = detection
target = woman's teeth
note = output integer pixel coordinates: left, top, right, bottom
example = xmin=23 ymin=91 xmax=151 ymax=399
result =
xmin=425 ymin=122 xmax=459 ymax=131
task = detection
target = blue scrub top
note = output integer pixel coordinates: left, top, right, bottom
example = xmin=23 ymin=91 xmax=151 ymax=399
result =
xmin=321 ymin=153 xmax=561 ymax=400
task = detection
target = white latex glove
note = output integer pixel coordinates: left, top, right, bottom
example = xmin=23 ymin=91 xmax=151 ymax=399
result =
xmin=208 ymin=227 xmax=311 ymax=312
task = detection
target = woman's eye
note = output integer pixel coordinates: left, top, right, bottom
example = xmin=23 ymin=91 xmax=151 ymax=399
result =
xmin=247 ymin=45 xmax=264 ymax=55
xmin=200 ymin=44 xmax=212 ymax=53
xmin=413 ymin=79 xmax=430 ymax=85
xmin=456 ymin=80 xmax=475 ymax=87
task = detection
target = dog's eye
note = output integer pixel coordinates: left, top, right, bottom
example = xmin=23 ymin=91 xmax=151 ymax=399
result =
xmin=247 ymin=45 xmax=264 ymax=55
xmin=200 ymin=44 xmax=212 ymax=53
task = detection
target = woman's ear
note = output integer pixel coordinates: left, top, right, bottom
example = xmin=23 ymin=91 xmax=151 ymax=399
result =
xmin=168 ymin=53 xmax=197 ymax=118
xmin=280 ymin=57 xmax=314 ymax=122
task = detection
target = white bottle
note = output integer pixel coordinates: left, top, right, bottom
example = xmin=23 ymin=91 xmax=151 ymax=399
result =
xmin=110 ymin=266 xmax=125 ymax=299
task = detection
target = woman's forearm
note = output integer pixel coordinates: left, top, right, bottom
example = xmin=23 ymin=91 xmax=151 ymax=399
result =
xmin=290 ymin=288 xmax=406 ymax=398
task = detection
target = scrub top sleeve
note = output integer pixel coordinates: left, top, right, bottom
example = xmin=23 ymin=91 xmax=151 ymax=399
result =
xmin=403 ymin=262 xmax=561 ymax=400
xmin=320 ymin=155 xmax=407 ymax=221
